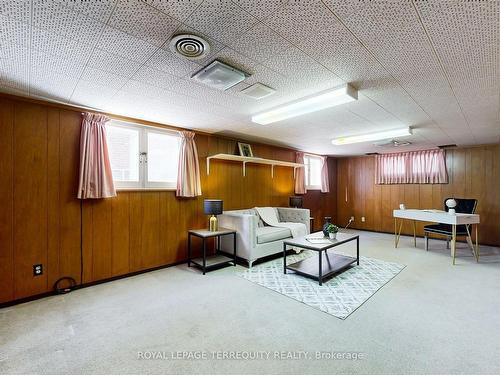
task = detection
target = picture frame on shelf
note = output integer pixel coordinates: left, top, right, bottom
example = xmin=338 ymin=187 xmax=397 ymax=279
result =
xmin=238 ymin=142 xmax=253 ymax=157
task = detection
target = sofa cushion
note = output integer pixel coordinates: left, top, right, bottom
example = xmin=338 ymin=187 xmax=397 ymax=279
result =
xmin=256 ymin=226 xmax=292 ymax=244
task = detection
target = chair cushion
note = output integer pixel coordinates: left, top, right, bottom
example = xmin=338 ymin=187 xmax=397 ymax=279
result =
xmin=256 ymin=226 xmax=292 ymax=244
xmin=424 ymin=224 xmax=468 ymax=236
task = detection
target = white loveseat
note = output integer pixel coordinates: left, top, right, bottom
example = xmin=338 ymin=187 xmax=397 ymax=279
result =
xmin=218 ymin=207 xmax=310 ymax=267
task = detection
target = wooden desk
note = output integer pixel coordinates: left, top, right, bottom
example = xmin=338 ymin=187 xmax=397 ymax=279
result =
xmin=393 ymin=209 xmax=480 ymax=265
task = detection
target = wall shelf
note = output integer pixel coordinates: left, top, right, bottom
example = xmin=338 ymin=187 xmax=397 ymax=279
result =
xmin=206 ymin=153 xmax=304 ymax=178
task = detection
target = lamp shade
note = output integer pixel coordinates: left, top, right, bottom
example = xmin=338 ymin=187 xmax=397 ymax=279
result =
xmin=289 ymin=196 xmax=303 ymax=208
xmin=204 ymin=199 xmax=223 ymax=215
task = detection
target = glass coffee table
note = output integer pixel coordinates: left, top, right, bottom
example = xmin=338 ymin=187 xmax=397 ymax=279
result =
xmin=283 ymin=232 xmax=359 ymax=285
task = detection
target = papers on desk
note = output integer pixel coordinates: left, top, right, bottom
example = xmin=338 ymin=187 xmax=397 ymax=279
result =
xmin=305 ymin=236 xmax=332 ymax=244
xmin=422 ymin=209 xmax=446 ymax=213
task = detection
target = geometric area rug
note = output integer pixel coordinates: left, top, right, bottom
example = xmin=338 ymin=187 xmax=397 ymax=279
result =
xmin=238 ymin=250 xmax=405 ymax=319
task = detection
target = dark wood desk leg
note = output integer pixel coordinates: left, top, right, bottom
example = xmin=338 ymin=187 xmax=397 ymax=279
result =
xmin=283 ymin=243 xmax=287 ymax=274
xmin=356 ymin=237 xmax=359 ymax=265
xmin=319 ymin=249 xmax=323 ymax=286
xmin=217 ymin=235 xmax=220 ymax=254
xmin=202 ymin=237 xmax=206 ymax=275
xmin=187 ymin=234 xmax=191 ymax=267
xmin=233 ymin=233 xmax=237 ymax=266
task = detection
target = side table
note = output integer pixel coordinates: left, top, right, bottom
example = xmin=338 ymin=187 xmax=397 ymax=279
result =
xmin=188 ymin=228 xmax=237 ymax=274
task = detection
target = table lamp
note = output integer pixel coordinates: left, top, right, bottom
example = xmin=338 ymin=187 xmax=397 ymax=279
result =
xmin=204 ymin=199 xmax=223 ymax=231
xmin=289 ymin=196 xmax=303 ymax=208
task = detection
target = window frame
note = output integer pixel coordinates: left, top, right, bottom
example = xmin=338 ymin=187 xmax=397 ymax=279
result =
xmin=107 ymin=120 xmax=180 ymax=191
xmin=304 ymin=153 xmax=322 ymax=190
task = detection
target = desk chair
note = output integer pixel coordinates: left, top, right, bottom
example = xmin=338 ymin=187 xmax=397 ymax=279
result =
xmin=424 ymin=198 xmax=477 ymax=252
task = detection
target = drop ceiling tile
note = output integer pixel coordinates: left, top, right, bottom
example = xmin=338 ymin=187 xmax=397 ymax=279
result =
xmin=109 ymin=0 xmax=180 ymax=47
xmin=415 ymin=0 xmax=500 ymax=136
xmin=31 ymin=50 xmax=86 ymax=79
xmin=121 ymin=79 xmax=174 ymax=101
xmin=0 ymin=0 xmax=30 ymax=22
xmin=0 ymin=67 xmax=29 ymax=93
xmin=0 ymin=40 xmax=29 ymax=64
xmin=146 ymin=48 xmax=200 ymax=77
xmin=70 ymin=79 xmax=119 ymax=109
xmin=80 ymin=67 xmax=129 ymax=90
xmin=0 ymin=15 xmax=30 ymax=46
xmin=73 ymin=0 xmax=116 ymax=23
xmin=143 ymin=0 xmax=204 ymax=22
xmin=0 ymin=42 xmax=29 ymax=93
xmin=30 ymin=73 xmax=77 ymax=102
xmin=232 ymin=0 xmax=288 ymax=21
xmin=324 ymin=0 xmax=481 ymax=143
xmin=184 ymin=0 xmax=258 ymax=45
xmin=32 ymin=0 xmax=105 ymax=44
xmin=132 ymin=66 xmax=180 ymax=90
xmin=228 ymin=22 xmax=292 ymax=64
xmin=346 ymin=96 xmax=405 ymax=128
xmin=31 ymin=27 xmax=96 ymax=64
xmin=97 ymin=26 xmax=158 ymax=62
xmin=87 ymin=49 xmax=143 ymax=78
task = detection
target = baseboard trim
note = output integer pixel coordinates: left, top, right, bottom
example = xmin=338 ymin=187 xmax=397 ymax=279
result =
xmin=0 ymin=259 xmax=187 ymax=309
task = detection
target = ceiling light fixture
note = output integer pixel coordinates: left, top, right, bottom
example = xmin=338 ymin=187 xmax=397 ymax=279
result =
xmin=191 ymin=60 xmax=248 ymax=90
xmin=251 ymin=84 xmax=358 ymax=125
xmin=331 ymin=127 xmax=412 ymax=145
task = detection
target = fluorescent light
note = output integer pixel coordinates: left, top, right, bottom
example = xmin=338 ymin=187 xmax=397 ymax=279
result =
xmin=332 ymin=127 xmax=412 ymax=145
xmin=252 ymin=84 xmax=358 ymax=125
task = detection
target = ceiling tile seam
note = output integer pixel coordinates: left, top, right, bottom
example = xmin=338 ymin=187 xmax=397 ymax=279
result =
xmin=319 ymin=0 xmax=455 ymax=141
xmin=103 ymin=0 xmax=212 ymax=106
xmin=410 ymin=0 xmax=478 ymax=145
xmin=103 ymin=1 xmax=226 ymax=109
xmin=172 ymin=0 xmax=261 ymax=60
xmin=67 ymin=0 xmax=129 ymax=105
xmin=143 ymin=0 xmax=203 ymax=24
xmin=254 ymin=3 xmax=437 ymax=139
xmin=340 ymin=106 xmax=435 ymax=146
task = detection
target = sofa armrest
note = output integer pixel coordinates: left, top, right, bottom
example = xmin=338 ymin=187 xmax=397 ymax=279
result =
xmin=277 ymin=207 xmax=310 ymax=233
xmin=218 ymin=213 xmax=257 ymax=259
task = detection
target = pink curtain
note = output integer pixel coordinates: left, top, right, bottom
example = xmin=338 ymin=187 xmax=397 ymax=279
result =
xmin=176 ymin=131 xmax=202 ymax=197
xmin=320 ymin=156 xmax=330 ymax=193
xmin=77 ymin=113 xmax=116 ymax=199
xmin=375 ymin=149 xmax=448 ymax=184
xmin=294 ymin=152 xmax=306 ymax=194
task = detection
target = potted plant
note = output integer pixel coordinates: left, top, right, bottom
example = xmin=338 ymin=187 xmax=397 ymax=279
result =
xmin=326 ymin=223 xmax=339 ymax=240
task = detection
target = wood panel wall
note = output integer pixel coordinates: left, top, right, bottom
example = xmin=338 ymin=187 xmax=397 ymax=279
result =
xmin=0 ymin=95 xmax=337 ymax=304
xmin=336 ymin=145 xmax=500 ymax=246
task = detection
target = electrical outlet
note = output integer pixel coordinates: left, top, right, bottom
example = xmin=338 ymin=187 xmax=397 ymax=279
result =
xmin=33 ymin=264 xmax=43 ymax=276
xmin=350 ymin=216 xmax=354 ymax=222
xmin=361 ymin=216 xmax=365 ymax=222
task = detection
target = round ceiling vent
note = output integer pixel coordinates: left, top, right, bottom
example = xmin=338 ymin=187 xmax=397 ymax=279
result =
xmin=169 ymin=34 xmax=210 ymax=60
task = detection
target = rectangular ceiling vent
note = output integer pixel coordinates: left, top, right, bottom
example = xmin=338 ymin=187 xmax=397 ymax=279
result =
xmin=191 ymin=60 xmax=248 ymax=90
xmin=438 ymin=144 xmax=457 ymax=149
xmin=240 ymin=83 xmax=276 ymax=100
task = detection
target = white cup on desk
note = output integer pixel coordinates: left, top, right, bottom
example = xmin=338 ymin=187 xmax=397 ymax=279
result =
xmin=399 ymin=204 xmax=406 ymax=210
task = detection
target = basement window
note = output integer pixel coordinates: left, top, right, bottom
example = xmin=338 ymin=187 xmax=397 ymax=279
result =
xmin=304 ymin=154 xmax=322 ymax=190
xmin=106 ymin=120 xmax=180 ymax=190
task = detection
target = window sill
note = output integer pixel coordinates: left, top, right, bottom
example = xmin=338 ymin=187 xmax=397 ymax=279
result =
xmin=306 ymin=186 xmax=322 ymax=191
xmin=116 ymin=188 xmax=176 ymax=192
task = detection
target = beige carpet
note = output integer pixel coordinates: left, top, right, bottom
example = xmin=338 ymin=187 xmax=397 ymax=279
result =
xmin=1 ymin=230 xmax=500 ymax=375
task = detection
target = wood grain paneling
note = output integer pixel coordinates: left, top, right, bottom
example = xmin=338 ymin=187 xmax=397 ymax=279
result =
xmin=13 ymin=102 xmax=48 ymax=299
xmin=0 ymin=99 xmax=14 ymax=302
xmin=336 ymin=145 xmax=500 ymax=246
xmin=2 ymin=95 xmax=337 ymax=304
